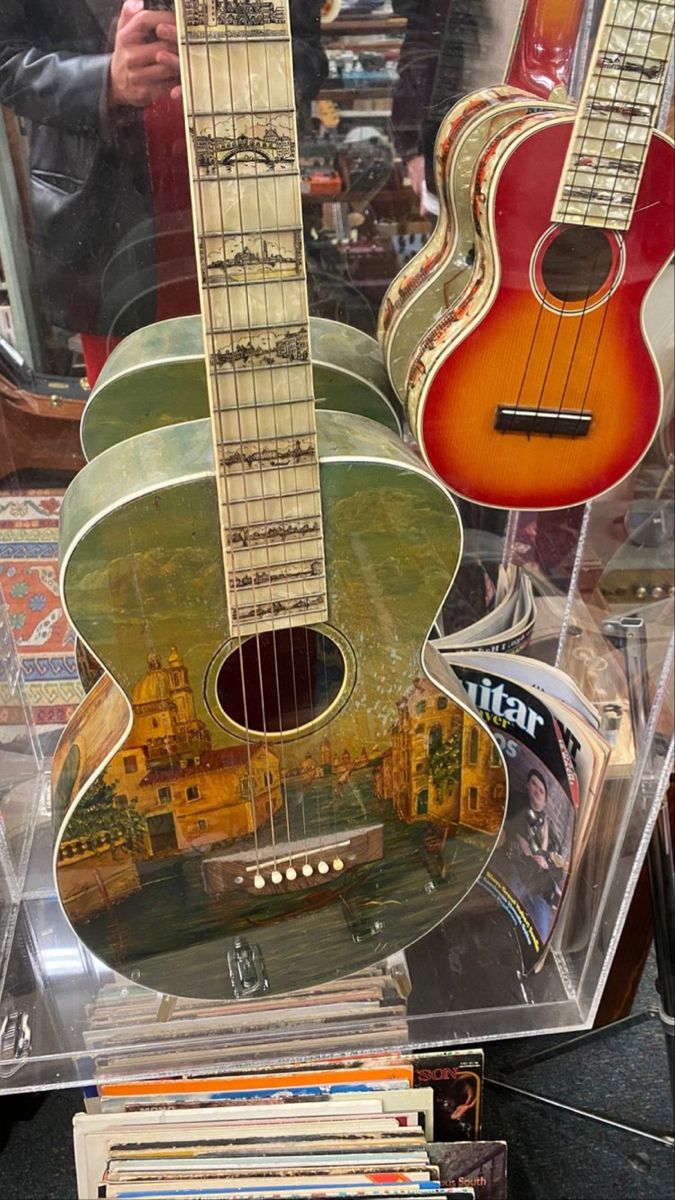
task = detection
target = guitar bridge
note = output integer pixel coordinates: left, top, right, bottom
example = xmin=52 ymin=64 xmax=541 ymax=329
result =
xmin=495 ymin=407 xmax=592 ymax=437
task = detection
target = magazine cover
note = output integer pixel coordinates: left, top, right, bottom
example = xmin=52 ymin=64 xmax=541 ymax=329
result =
xmin=449 ymin=663 xmax=579 ymax=973
xmin=411 ymin=1051 xmax=484 ymax=1142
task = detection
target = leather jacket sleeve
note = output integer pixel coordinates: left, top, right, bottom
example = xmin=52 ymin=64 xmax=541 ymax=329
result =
xmin=0 ymin=0 xmax=111 ymax=134
xmin=391 ymin=1 xmax=447 ymax=161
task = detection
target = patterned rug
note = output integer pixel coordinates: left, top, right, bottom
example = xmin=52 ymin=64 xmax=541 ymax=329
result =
xmin=0 ymin=494 xmax=83 ymax=733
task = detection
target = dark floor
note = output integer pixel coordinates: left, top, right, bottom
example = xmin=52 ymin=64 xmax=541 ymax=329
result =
xmin=0 ymin=957 xmax=672 ymax=1200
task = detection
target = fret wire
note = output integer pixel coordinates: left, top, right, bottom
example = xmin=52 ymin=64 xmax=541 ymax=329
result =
xmin=553 ymin=0 xmax=673 ymax=226
xmin=207 ymin=320 xmax=309 ymax=337
xmin=190 ymin=106 xmax=297 ymax=118
xmin=575 ymin=0 xmax=648 ymax=225
xmin=218 ymin=477 xmax=321 ymax=496
xmin=175 ymin=0 xmax=328 ymax=635
xmin=230 ymin=552 xmax=325 ymax=575
xmin=584 ymin=0 xmax=666 ymax=224
xmin=215 ymin=430 xmax=317 ymax=443
xmin=210 ymin=398 xmax=315 ymax=413
xmin=210 ymin=361 xmax=313 ymax=376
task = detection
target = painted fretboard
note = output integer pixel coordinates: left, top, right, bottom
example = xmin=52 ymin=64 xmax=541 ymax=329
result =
xmin=552 ymin=0 xmax=674 ymax=229
xmin=175 ymin=0 xmax=328 ymax=637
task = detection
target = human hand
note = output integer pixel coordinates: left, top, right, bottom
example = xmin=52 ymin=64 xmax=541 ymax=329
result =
xmin=406 ymin=154 xmax=427 ymax=214
xmin=533 ymin=853 xmax=549 ymax=870
xmin=109 ymin=0 xmax=181 ymax=108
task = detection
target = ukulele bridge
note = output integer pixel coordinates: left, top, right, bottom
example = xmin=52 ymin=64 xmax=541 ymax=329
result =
xmin=495 ymin=407 xmax=592 ymax=437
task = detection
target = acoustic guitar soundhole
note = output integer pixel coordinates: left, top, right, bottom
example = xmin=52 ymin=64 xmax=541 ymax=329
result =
xmin=216 ymin=628 xmax=346 ymax=734
xmin=541 ymin=227 xmax=614 ymax=303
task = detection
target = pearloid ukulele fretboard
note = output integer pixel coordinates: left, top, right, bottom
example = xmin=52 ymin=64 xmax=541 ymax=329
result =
xmin=552 ymin=0 xmax=674 ymax=229
xmin=175 ymin=0 xmax=328 ymax=636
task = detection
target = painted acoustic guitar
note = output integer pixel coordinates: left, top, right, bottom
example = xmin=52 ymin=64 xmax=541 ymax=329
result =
xmin=378 ymin=0 xmax=588 ymax=402
xmin=52 ymin=0 xmax=507 ymax=1001
xmin=407 ymin=0 xmax=675 ymax=510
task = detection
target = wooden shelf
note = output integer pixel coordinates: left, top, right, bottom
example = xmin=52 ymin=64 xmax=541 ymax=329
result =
xmin=323 ymin=17 xmax=406 ymax=34
xmin=320 ymin=87 xmax=393 ymax=102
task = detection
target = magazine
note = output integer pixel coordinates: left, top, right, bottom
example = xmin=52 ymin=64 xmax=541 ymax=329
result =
xmin=435 ymin=566 xmax=536 ymax=655
xmin=447 ymin=659 xmax=580 ymax=973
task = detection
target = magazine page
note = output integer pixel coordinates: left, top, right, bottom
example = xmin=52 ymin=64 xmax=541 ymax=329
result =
xmin=435 ymin=570 xmax=536 ymax=655
xmin=445 ymin=654 xmax=611 ymax=861
xmin=448 ymin=662 xmax=579 ymax=974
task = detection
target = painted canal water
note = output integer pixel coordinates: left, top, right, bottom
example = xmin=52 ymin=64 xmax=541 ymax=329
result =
xmin=82 ymin=767 xmax=495 ymax=999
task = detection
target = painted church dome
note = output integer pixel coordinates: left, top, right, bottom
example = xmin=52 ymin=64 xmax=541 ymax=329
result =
xmin=131 ymin=652 xmax=173 ymax=707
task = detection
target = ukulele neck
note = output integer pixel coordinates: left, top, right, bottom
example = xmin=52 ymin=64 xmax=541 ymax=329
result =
xmin=174 ymin=0 xmax=328 ymax=639
xmin=552 ymin=0 xmax=674 ymax=230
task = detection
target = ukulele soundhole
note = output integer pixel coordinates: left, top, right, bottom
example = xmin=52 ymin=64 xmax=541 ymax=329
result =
xmin=539 ymin=226 xmax=615 ymax=304
xmin=216 ymin=628 xmax=347 ymax=735
xmin=538 ymin=225 xmax=612 ymax=302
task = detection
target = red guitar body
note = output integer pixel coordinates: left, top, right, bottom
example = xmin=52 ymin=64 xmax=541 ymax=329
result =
xmin=418 ymin=119 xmax=675 ymax=509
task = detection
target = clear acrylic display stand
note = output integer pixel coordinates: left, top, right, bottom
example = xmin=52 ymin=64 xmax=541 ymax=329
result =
xmin=0 ymin=484 xmax=671 ymax=1092
xmin=0 ymin=584 xmax=45 ymax=1080
xmin=0 ymin=0 xmax=672 ymax=1096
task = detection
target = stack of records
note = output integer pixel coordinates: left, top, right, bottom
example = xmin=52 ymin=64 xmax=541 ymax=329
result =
xmin=74 ymin=1054 xmax=506 ymax=1199
xmin=84 ymin=967 xmax=410 ymax=1080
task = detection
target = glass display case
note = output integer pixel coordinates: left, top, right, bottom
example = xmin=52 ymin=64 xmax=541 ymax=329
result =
xmin=0 ymin=0 xmax=673 ymax=1092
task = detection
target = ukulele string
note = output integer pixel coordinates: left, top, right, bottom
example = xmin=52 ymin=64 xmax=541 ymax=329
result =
xmin=195 ymin=5 xmax=271 ymax=878
xmin=508 ymin=0 xmax=639 ymax=438
xmin=530 ymin=273 xmax=573 ymax=430
xmin=571 ymin=0 xmax=662 ymax=433
xmin=550 ymin=0 xmax=626 ymax=433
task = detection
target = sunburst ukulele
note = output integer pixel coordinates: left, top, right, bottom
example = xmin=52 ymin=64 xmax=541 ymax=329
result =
xmin=52 ymin=0 xmax=507 ymax=1001
xmin=408 ymin=0 xmax=675 ymax=509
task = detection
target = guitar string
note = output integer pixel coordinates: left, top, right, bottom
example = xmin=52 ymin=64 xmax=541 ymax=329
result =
xmin=215 ymin=5 xmax=291 ymax=882
xmin=225 ymin=3 xmax=323 ymax=881
xmin=248 ymin=9 xmax=314 ymax=876
xmin=199 ymin=3 xmax=275 ymax=880
xmin=252 ymin=14 xmax=335 ymax=875
xmin=229 ymin=11 xmax=290 ymax=881
xmin=184 ymin=3 xmax=269 ymax=880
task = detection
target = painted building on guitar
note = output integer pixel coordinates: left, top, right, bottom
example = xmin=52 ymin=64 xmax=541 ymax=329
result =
xmin=105 ymin=648 xmax=282 ymax=857
xmin=374 ymin=676 xmax=503 ymax=834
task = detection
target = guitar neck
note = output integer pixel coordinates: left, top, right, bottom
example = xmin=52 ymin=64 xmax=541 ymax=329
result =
xmin=175 ymin=0 xmax=328 ymax=638
xmin=506 ymin=0 xmax=587 ymax=100
xmin=552 ymin=0 xmax=675 ymax=229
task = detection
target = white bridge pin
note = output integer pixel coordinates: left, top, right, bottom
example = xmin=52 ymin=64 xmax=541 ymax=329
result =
xmin=286 ymin=866 xmax=298 ymax=881
xmin=271 ymin=870 xmax=283 ymax=884
xmin=332 ymin=857 xmax=344 ymax=871
xmin=301 ymin=863 xmax=314 ymax=877
xmin=317 ymin=861 xmax=329 ymax=874
xmin=253 ymin=874 xmax=266 ymax=889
